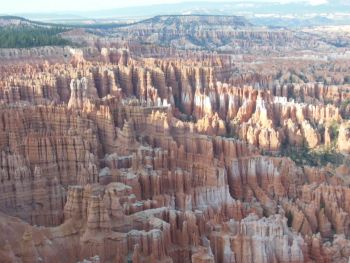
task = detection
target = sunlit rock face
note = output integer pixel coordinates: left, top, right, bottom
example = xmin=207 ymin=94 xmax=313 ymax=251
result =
xmin=0 ymin=40 xmax=349 ymax=263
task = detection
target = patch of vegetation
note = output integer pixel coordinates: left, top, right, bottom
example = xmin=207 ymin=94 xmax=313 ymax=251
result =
xmin=320 ymin=200 xmax=325 ymax=209
xmin=340 ymin=99 xmax=350 ymax=120
xmin=323 ymin=98 xmax=334 ymax=105
xmin=282 ymin=144 xmax=344 ymax=167
xmin=315 ymin=75 xmax=333 ymax=85
xmin=316 ymin=75 xmax=325 ymax=83
xmin=0 ymin=15 xmax=132 ymax=30
xmin=286 ymin=210 xmax=293 ymax=228
xmin=329 ymin=120 xmax=340 ymax=142
xmin=297 ymin=72 xmax=309 ymax=83
xmin=226 ymin=123 xmax=239 ymax=139
xmin=287 ymin=86 xmax=296 ymax=100
xmin=289 ymin=73 xmax=301 ymax=84
xmin=344 ymin=76 xmax=350 ymax=84
xmin=0 ymin=26 xmax=72 ymax=48
xmin=276 ymin=70 xmax=283 ymax=80
xmin=341 ymin=98 xmax=350 ymax=108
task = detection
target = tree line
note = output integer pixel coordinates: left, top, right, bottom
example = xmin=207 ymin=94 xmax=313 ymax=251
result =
xmin=0 ymin=26 xmax=72 ymax=48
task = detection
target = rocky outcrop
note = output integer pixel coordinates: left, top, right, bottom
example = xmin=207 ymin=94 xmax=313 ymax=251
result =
xmin=0 ymin=45 xmax=349 ymax=263
xmin=103 ymin=15 xmax=340 ymax=54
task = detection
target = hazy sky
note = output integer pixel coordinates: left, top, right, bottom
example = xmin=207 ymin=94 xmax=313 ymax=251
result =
xmin=1 ymin=0 xmax=329 ymax=14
